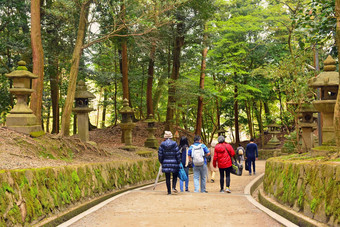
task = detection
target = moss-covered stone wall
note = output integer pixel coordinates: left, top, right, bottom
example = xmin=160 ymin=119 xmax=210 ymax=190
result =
xmin=263 ymin=158 xmax=340 ymax=226
xmin=0 ymin=158 xmax=160 ymax=226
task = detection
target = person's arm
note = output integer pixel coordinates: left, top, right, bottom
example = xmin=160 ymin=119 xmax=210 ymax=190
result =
xmin=228 ymin=144 xmax=235 ymax=157
xmin=158 ymin=145 xmax=164 ymax=164
xmin=203 ymin=144 xmax=210 ymax=157
xmin=255 ymin=144 xmax=258 ymax=160
xmin=188 ymin=146 xmax=193 ymax=162
xmin=175 ymin=144 xmax=181 ymax=164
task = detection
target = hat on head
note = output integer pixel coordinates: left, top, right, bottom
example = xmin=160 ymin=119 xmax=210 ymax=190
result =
xmin=164 ymin=131 xmax=173 ymax=139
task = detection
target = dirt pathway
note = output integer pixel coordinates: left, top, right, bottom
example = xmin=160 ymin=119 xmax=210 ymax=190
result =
xmin=62 ymin=161 xmax=281 ymax=227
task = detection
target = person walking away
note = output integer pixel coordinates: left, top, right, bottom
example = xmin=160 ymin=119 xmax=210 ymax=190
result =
xmin=179 ymin=136 xmax=190 ymax=192
xmin=245 ymin=138 xmax=258 ymax=175
xmin=158 ymin=131 xmax=181 ymax=195
xmin=213 ymin=136 xmax=235 ymax=193
xmin=188 ymin=135 xmax=210 ymax=193
xmin=236 ymin=144 xmax=245 ymax=163
xmin=207 ymin=140 xmax=218 ymax=183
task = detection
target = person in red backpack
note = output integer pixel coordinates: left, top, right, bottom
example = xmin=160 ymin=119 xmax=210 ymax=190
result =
xmin=213 ymin=135 xmax=235 ymax=193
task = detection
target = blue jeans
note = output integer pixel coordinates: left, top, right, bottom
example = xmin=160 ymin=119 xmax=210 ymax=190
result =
xmin=193 ymin=165 xmax=207 ymax=192
xmin=180 ymin=167 xmax=189 ymax=192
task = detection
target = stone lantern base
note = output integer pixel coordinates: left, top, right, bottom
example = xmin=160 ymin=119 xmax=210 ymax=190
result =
xmin=6 ymin=113 xmax=42 ymax=134
xmin=144 ymin=138 xmax=159 ymax=149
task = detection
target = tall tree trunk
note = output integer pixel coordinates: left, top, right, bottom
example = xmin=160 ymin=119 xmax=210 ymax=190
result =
xmin=264 ymin=101 xmax=270 ymax=123
xmin=49 ymin=57 xmax=59 ymax=134
xmin=245 ymin=100 xmax=253 ymax=139
xmin=30 ymin=0 xmax=44 ymax=123
xmin=121 ymin=38 xmax=129 ymax=101
xmin=255 ymin=101 xmax=264 ymax=147
xmin=195 ymin=25 xmax=208 ymax=136
xmin=146 ymin=43 xmax=156 ymax=116
xmin=46 ymin=103 xmax=51 ymax=133
xmin=234 ymin=82 xmax=240 ymax=144
xmin=335 ymin=0 xmax=340 ymax=148
xmin=61 ymin=0 xmax=91 ymax=136
xmin=113 ymin=45 xmax=118 ymax=126
xmin=165 ymin=21 xmax=184 ymax=131
xmin=101 ymin=87 xmax=108 ymax=128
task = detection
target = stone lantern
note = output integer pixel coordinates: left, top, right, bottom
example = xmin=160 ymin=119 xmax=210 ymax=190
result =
xmin=217 ymin=128 xmax=226 ymax=137
xmin=144 ymin=114 xmax=158 ymax=149
xmin=72 ymin=80 xmax=95 ymax=142
xmin=308 ymin=55 xmax=339 ymax=145
xmin=298 ymin=103 xmax=318 ymax=151
xmin=119 ymin=99 xmax=136 ymax=150
xmin=5 ymin=61 xmax=42 ymax=134
xmin=264 ymin=123 xmax=281 ymax=149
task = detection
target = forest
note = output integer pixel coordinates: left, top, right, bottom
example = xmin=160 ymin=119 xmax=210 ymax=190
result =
xmin=0 ymin=0 xmax=339 ymax=147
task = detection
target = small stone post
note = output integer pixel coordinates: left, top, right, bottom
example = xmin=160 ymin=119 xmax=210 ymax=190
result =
xmin=144 ymin=115 xmax=158 ymax=149
xmin=119 ymin=99 xmax=136 ymax=151
xmin=264 ymin=123 xmax=281 ymax=149
xmin=72 ymin=80 xmax=95 ymax=142
xmin=298 ymin=103 xmax=317 ymax=152
xmin=5 ymin=61 xmax=42 ymax=134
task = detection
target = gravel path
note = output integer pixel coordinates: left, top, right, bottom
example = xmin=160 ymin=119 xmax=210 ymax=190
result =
xmin=62 ymin=160 xmax=281 ymax=227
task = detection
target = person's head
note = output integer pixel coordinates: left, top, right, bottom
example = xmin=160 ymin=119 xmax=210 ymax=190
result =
xmin=218 ymin=135 xmax=225 ymax=143
xmin=250 ymin=138 xmax=254 ymax=142
xmin=179 ymin=136 xmax=189 ymax=147
xmin=164 ymin=131 xmax=173 ymax=139
xmin=194 ymin=135 xmax=201 ymax=143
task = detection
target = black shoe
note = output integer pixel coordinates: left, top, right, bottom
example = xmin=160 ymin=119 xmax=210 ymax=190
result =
xmin=220 ymin=189 xmax=224 ymax=193
xmin=185 ymin=189 xmax=190 ymax=192
xmin=202 ymin=191 xmax=208 ymax=193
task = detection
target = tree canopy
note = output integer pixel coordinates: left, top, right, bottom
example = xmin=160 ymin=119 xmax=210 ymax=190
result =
xmin=0 ymin=0 xmax=338 ymax=146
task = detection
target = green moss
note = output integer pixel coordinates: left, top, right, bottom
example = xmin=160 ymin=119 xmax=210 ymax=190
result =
xmin=313 ymin=146 xmax=338 ymax=152
xmin=136 ymin=150 xmax=154 ymax=157
xmin=0 ymin=158 xmax=159 ymax=226
xmin=2 ymin=182 xmax=14 ymax=193
xmin=71 ymin=171 xmax=80 ymax=184
xmin=310 ymin=198 xmax=319 ymax=213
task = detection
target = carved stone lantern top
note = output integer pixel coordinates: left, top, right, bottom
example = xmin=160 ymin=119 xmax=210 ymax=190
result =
xmin=6 ymin=61 xmax=38 ymax=95
xmin=308 ymin=55 xmax=339 ymax=88
xmin=6 ymin=61 xmax=38 ymax=80
xmin=119 ymin=99 xmax=134 ymax=123
xmin=217 ymin=128 xmax=226 ymax=136
xmin=119 ymin=99 xmax=134 ymax=114
xmin=74 ymin=80 xmax=96 ymax=100
xmin=267 ymin=123 xmax=281 ymax=134
xmin=73 ymin=80 xmax=95 ymax=113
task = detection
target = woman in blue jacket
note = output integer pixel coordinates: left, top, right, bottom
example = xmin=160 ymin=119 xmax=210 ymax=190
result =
xmin=158 ymin=131 xmax=181 ymax=195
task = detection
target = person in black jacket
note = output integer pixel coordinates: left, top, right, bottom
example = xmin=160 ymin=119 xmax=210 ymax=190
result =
xmin=179 ymin=136 xmax=190 ymax=192
xmin=158 ymin=131 xmax=181 ymax=195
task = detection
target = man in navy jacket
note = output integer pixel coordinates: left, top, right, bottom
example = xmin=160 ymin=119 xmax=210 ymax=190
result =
xmin=245 ymin=138 xmax=258 ymax=175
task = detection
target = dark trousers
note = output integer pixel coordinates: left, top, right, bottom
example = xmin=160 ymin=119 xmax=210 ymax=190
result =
xmin=247 ymin=157 xmax=256 ymax=174
xmin=165 ymin=172 xmax=178 ymax=194
xmin=219 ymin=167 xmax=231 ymax=190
